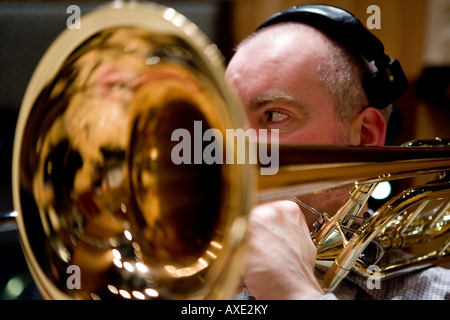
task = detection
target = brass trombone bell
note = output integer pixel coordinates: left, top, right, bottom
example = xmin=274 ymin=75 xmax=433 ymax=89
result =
xmin=13 ymin=2 xmax=251 ymax=300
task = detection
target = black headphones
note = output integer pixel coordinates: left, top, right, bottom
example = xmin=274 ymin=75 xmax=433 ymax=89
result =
xmin=257 ymin=4 xmax=409 ymax=109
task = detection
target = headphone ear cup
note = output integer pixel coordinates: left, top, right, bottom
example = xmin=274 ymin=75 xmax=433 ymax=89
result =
xmin=364 ymin=59 xmax=409 ymax=109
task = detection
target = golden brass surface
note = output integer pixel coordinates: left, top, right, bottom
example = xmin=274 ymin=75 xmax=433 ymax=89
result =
xmin=13 ymin=2 xmax=250 ymax=300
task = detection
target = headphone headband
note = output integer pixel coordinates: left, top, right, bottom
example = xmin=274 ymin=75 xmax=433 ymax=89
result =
xmin=257 ymin=4 xmax=409 ymax=109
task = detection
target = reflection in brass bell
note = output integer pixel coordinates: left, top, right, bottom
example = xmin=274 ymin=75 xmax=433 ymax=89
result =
xmin=13 ymin=2 xmax=250 ymax=300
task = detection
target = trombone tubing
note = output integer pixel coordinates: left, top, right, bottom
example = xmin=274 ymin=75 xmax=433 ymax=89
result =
xmin=257 ymin=144 xmax=450 ymax=203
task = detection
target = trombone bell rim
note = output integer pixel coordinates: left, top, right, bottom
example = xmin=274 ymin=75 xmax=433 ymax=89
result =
xmin=12 ymin=2 xmax=249 ymax=300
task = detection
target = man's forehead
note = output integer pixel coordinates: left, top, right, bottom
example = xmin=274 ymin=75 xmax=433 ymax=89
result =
xmin=243 ymin=22 xmax=330 ymax=51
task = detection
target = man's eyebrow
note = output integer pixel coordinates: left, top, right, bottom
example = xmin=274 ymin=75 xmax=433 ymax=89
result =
xmin=248 ymin=93 xmax=304 ymax=111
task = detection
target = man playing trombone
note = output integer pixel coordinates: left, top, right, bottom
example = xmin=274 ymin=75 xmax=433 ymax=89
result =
xmin=225 ymin=4 xmax=450 ymax=300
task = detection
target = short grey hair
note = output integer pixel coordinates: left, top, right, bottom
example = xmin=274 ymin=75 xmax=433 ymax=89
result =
xmin=316 ymin=31 xmax=392 ymax=123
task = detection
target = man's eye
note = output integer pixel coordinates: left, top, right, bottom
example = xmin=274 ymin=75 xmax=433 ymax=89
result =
xmin=264 ymin=110 xmax=288 ymax=123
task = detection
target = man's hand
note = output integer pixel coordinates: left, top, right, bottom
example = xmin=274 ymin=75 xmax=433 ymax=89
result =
xmin=242 ymin=200 xmax=324 ymax=300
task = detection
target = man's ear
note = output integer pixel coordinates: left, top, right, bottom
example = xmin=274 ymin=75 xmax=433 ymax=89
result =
xmin=351 ymin=107 xmax=387 ymax=146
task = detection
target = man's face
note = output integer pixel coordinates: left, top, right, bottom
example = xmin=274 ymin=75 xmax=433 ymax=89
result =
xmin=225 ymin=24 xmax=355 ymax=145
xmin=225 ymin=25 xmax=361 ymax=228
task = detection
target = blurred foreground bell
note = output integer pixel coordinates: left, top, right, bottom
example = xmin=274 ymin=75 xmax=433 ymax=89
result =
xmin=12 ymin=2 xmax=250 ymax=300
